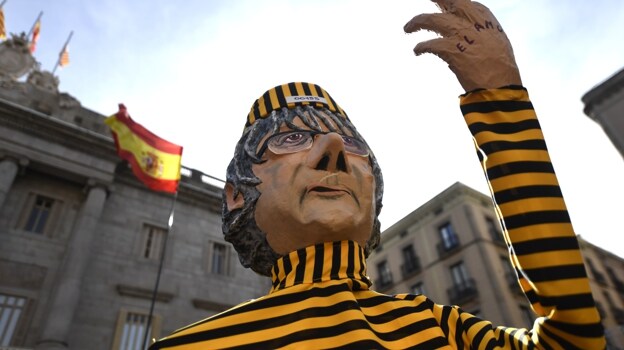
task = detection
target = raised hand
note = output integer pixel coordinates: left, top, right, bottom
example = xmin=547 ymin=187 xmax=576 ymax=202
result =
xmin=404 ymin=0 xmax=522 ymax=91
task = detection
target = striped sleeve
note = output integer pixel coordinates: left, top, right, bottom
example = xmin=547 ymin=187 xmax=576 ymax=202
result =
xmin=458 ymin=87 xmax=606 ymax=349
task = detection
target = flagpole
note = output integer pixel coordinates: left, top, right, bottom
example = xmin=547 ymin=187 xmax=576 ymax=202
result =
xmin=142 ymin=190 xmax=178 ymax=350
xmin=27 ymin=11 xmax=43 ymax=38
xmin=52 ymin=30 xmax=73 ymax=74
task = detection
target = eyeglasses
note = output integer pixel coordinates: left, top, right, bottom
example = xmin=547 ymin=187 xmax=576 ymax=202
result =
xmin=257 ymin=130 xmax=369 ymax=158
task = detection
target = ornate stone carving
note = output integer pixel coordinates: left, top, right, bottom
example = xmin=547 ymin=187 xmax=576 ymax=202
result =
xmin=0 ymin=33 xmax=37 ymax=81
xmin=27 ymin=69 xmax=60 ymax=94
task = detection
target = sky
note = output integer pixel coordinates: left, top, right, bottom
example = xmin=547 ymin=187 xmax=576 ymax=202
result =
xmin=5 ymin=0 xmax=624 ymax=258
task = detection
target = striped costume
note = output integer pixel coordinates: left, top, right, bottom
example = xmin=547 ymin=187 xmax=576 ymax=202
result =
xmin=150 ymin=88 xmax=606 ymax=349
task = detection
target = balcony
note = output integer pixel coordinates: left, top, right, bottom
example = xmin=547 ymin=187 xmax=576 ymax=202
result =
xmin=612 ymin=279 xmax=624 ymax=294
xmin=437 ymin=239 xmax=461 ymax=259
xmin=401 ymin=257 xmax=422 ymax=279
xmin=447 ymin=279 xmax=478 ymax=305
xmin=591 ymin=270 xmax=608 ymax=285
xmin=613 ymin=308 xmax=624 ymax=324
xmin=374 ymin=276 xmax=393 ymax=290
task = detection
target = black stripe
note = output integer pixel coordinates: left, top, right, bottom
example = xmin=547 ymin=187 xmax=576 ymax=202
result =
xmin=486 ymin=161 xmax=554 ymax=180
xmin=471 ymin=322 xmax=490 ymax=348
xmin=331 ymin=241 xmax=341 ymax=278
xmin=460 ymin=100 xmax=534 ymax=115
xmin=262 ymin=90 xmax=273 ymax=114
xmin=479 ymin=139 xmax=547 ymax=154
xmin=513 ymin=236 xmax=580 ymax=256
xmin=439 ymin=306 xmax=451 ymax=339
xmin=524 ymin=288 xmax=539 ymax=305
xmin=358 ymin=247 xmax=367 ymax=282
xmin=280 ymin=254 xmax=292 ymax=290
xmin=275 ymin=85 xmax=287 ymax=110
xmin=167 ymin=283 xmax=354 ymax=336
xmin=537 ymin=292 xmax=597 ymax=310
xmin=523 ymin=264 xmax=587 ymax=283
xmin=272 ymin=265 xmax=280 ymax=289
xmin=468 ymin=118 xmax=541 ymax=135
xmin=287 ymin=82 xmax=297 ymax=101
xmin=302 ymin=82 xmax=312 ymax=96
xmin=504 ymin=210 xmax=570 ymax=230
xmin=294 ymin=249 xmax=306 ymax=284
xmin=494 ymin=185 xmax=563 ymax=205
xmin=541 ymin=324 xmax=583 ymax=350
xmin=347 ymin=241 xmax=355 ymax=278
xmin=454 ymin=309 xmax=465 ymax=349
xmin=313 ymin=244 xmax=324 ymax=282
xmin=251 ymin=102 xmax=261 ymax=122
xmin=544 ymin=319 xmax=604 ymax=338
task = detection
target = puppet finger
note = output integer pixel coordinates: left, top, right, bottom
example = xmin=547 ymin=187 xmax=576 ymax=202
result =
xmin=404 ymin=13 xmax=462 ymax=37
xmin=413 ymin=37 xmax=457 ymax=62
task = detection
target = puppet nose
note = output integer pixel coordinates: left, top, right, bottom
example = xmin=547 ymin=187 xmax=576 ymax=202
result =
xmin=307 ymin=133 xmax=349 ymax=173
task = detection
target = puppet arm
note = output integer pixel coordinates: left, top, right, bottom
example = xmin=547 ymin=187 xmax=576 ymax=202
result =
xmin=406 ymin=1 xmax=606 ymax=348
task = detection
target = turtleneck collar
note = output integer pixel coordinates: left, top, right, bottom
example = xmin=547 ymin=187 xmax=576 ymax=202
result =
xmin=270 ymin=240 xmax=372 ymax=293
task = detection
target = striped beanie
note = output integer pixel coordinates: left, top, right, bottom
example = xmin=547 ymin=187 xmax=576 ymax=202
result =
xmin=246 ymin=82 xmax=348 ymax=129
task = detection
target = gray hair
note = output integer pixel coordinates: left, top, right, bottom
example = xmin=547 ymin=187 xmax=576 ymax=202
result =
xmin=222 ymin=106 xmax=383 ymax=276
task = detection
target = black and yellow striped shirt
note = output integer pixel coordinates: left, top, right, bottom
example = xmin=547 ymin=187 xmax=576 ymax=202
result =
xmin=150 ymin=88 xmax=606 ymax=349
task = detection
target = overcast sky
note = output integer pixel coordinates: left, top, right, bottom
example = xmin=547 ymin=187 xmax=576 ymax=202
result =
xmin=6 ymin=0 xmax=624 ymax=258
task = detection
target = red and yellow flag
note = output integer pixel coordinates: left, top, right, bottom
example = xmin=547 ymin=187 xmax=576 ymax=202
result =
xmin=105 ymin=104 xmax=183 ymax=193
xmin=0 ymin=7 xmax=6 ymax=40
xmin=29 ymin=19 xmax=40 ymax=53
xmin=59 ymin=45 xmax=69 ymax=67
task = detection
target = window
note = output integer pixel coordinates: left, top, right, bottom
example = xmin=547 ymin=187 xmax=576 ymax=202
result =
xmin=0 ymin=293 xmax=27 ymax=346
xmin=141 ymin=225 xmax=167 ymax=260
xmin=376 ymin=260 xmax=393 ymax=287
xmin=447 ymin=262 xmax=477 ymax=304
xmin=18 ymin=193 xmax=59 ymax=235
xmin=450 ymin=262 xmax=470 ymax=289
xmin=439 ymin=222 xmax=459 ymax=250
xmin=111 ymin=310 xmax=161 ymax=350
xmin=211 ymin=242 xmax=228 ymax=275
xmin=401 ymin=245 xmax=420 ymax=275
xmin=486 ymin=217 xmax=502 ymax=241
xmin=411 ymin=282 xmax=425 ymax=295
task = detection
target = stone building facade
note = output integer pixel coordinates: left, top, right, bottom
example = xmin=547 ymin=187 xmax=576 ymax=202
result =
xmin=0 ymin=37 xmax=269 ymax=350
xmin=367 ymin=182 xmax=624 ymax=349
xmin=583 ymin=67 xmax=624 ymax=159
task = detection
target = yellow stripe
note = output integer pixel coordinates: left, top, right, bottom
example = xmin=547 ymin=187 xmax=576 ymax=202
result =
xmin=473 ymin=129 xmax=545 ymax=145
xmin=484 ymin=149 xmax=552 ymax=167
xmin=515 ymin=250 xmax=584 ymax=270
xmin=258 ymin=95 xmax=268 ymax=118
xmin=489 ymin=172 xmax=559 ymax=191
xmin=460 ymin=88 xmax=531 ymax=104
xmin=507 ymin=223 xmax=575 ymax=243
xmin=464 ymin=109 xmax=536 ymax=126
xmin=294 ymin=82 xmax=306 ymax=102
xmin=320 ymin=88 xmax=337 ymax=112
xmin=533 ymin=278 xmax=593 ymax=296
xmin=282 ymin=83 xmax=294 ymax=108
xmin=269 ymin=88 xmax=280 ymax=114
xmin=105 ymin=116 xmax=180 ymax=180
xmin=498 ymin=197 xmax=567 ymax=217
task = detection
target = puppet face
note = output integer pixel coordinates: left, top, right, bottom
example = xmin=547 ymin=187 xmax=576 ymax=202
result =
xmin=252 ymin=115 xmax=376 ymax=254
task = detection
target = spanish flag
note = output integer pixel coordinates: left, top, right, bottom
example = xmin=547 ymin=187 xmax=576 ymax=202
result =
xmin=105 ymin=104 xmax=183 ymax=193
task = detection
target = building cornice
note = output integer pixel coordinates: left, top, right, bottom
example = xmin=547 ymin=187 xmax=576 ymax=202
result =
xmin=582 ymin=67 xmax=624 ymax=119
xmin=382 ymin=182 xmax=491 ymax=242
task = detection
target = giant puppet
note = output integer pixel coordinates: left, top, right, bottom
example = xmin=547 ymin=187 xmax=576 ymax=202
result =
xmin=150 ymin=0 xmax=606 ymax=348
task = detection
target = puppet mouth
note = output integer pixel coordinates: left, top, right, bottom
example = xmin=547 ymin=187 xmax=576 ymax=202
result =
xmin=306 ymin=185 xmax=352 ymax=200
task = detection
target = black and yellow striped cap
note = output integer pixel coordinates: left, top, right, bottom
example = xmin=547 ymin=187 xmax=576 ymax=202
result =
xmin=246 ymin=82 xmax=348 ymax=129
